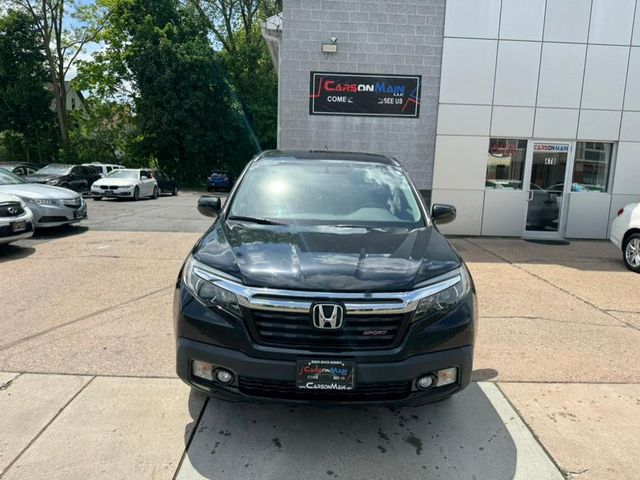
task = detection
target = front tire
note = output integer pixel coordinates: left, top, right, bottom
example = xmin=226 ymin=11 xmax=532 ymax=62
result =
xmin=623 ymin=233 xmax=640 ymax=273
xmin=133 ymin=186 xmax=140 ymax=201
xmin=152 ymin=186 xmax=159 ymax=199
xmin=172 ymin=186 xmax=178 ymax=196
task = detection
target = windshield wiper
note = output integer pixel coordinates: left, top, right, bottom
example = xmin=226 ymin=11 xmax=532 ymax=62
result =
xmin=226 ymin=215 xmax=288 ymax=226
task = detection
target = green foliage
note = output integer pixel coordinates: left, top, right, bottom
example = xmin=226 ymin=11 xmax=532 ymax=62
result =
xmin=220 ymin=24 xmax=277 ymax=150
xmin=0 ymin=9 xmax=59 ymax=163
xmin=76 ymin=0 xmax=260 ymax=183
xmin=68 ymin=99 xmax=139 ymax=165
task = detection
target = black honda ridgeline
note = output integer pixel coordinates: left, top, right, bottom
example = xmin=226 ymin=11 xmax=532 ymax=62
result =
xmin=174 ymin=151 xmax=477 ymax=406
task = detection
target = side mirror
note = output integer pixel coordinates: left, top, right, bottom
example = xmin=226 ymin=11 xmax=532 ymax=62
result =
xmin=431 ymin=204 xmax=457 ymax=225
xmin=198 ymin=196 xmax=221 ymax=218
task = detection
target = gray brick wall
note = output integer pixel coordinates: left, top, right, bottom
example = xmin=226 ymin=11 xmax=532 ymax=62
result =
xmin=279 ymin=0 xmax=446 ymax=189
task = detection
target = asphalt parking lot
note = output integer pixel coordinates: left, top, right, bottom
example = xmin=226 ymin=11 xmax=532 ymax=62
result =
xmin=1 ymin=195 xmax=639 ymax=479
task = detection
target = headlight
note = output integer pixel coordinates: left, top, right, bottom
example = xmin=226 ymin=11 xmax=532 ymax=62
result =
xmin=413 ymin=266 xmax=472 ymax=321
xmin=23 ymin=197 xmax=60 ymax=206
xmin=182 ymin=256 xmax=241 ymax=317
xmin=45 ymin=179 xmax=60 ymax=185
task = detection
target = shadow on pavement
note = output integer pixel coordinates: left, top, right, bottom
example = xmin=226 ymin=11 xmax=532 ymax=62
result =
xmin=178 ymin=383 xmax=519 ymax=480
xmin=450 ymin=237 xmax=627 ymax=273
xmin=32 ymin=224 xmax=89 ymax=240
xmin=0 ymin=244 xmax=36 ymax=262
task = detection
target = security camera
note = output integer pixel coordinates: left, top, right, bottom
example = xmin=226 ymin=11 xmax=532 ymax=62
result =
xmin=330 ymin=37 xmax=338 ymax=43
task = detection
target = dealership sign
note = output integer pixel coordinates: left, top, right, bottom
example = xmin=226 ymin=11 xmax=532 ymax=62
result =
xmin=309 ymin=72 xmax=421 ymax=118
xmin=534 ymin=143 xmax=570 ymax=153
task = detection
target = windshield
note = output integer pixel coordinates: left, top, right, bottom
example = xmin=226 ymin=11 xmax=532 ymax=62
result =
xmin=229 ymin=160 xmax=424 ymax=227
xmin=0 ymin=169 xmax=29 ymax=185
xmin=37 ymin=165 xmax=71 ymax=175
xmin=107 ymin=170 xmax=139 ymax=179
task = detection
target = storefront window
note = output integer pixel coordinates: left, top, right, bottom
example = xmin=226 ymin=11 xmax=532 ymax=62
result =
xmin=572 ymin=142 xmax=613 ymax=193
xmin=485 ymin=139 xmax=527 ymax=190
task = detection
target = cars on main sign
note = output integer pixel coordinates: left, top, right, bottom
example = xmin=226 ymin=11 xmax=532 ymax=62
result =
xmin=26 ymin=164 xmax=101 ymax=194
xmin=610 ymin=203 xmax=640 ymax=273
xmin=91 ymin=169 xmax=159 ymax=201
xmin=0 ymin=192 xmax=34 ymax=245
xmin=174 ymin=150 xmax=476 ymax=406
xmin=0 ymin=169 xmax=86 ymax=228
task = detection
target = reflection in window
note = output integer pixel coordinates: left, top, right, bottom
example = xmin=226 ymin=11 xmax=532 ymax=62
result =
xmin=485 ymin=139 xmax=527 ymax=190
xmin=573 ymin=142 xmax=613 ymax=193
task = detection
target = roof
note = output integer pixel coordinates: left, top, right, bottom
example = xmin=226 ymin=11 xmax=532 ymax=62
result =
xmin=258 ymin=150 xmax=399 ymax=166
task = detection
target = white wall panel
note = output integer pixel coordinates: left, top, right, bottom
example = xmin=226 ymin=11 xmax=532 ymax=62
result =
xmin=482 ymin=190 xmax=527 ymax=236
xmin=432 ymin=135 xmax=489 ymax=191
xmin=620 ymin=111 xmax=640 ymax=141
xmin=634 ymin=6 xmax=640 ymax=46
xmin=624 ymin=47 xmax=640 ymax=110
xmin=581 ymin=46 xmax=629 ymax=110
xmin=491 ymin=107 xmax=535 ymax=137
xmin=500 ymin=0 xmax=546 ymax=41
xmin=544 ymin=0 xmax=592 ymax=43
xmin=534 ymin=108 xmax=579 ymax=139
xmin=589 ymin=0 xmax=635 ymax=45
xmin=537 ymin=43 xmax=587 ymax=108
xmin=565 ymin=193 xmax=612 ymax=239
xmin=494 ymin=41 xmax=541 ymax=106
xmin=440 ymin=39 xmax=498 ymax=105
xmin=444 ymin=0 xmax=501 ymax=39
xmin=578 ymin=110 xmax=622 ymax=141
xmin=431 ymin=189 xmax=484 ymax=236
xmin=437 ymin=105 xmax=492 ymax=136
xmin=612 ymin=142 xmax=640 ymax=195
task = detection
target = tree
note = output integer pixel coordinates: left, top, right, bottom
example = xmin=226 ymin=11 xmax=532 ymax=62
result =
xmin=76 ymin=0 xmax=258 ymax=183
xmin=0 ymin=10 xmax=58 ymax=163
xmin=7 ymin=0 xmax=106 ymax=151
xmin=188 ymin=0 xmax=280 ymax=150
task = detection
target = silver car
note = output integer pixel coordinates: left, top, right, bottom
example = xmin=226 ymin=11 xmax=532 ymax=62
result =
xmin=0 ymin=169 xmax=87 ymax=228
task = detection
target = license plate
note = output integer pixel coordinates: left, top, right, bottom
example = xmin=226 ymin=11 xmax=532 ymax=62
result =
xmin=12 ymin=221 xmax=26 ymax=232
xmin=296 ymin=359 xmax=355 ymax=391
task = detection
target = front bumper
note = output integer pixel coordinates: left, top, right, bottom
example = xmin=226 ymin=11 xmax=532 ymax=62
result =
xmin=92 ymin=185 xmax=135 ymax=197
xmin=177 ymin=338 xmax=472 ymax=406
xmin=0 ymin=209 xmax=34 ymax=244
xmin=27 ymin=201 xmax=87 ymax=228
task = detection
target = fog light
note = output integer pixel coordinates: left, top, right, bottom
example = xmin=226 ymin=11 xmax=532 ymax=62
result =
xmin=417 ymin=375 xmax=435 ymax=390
xmin=436 ymin=367 xmax=458 ymax=387
xmin=192 ymin=360 xmax=214 ymax=381
xmin=215 ymin=369 xmax=234 ymax=384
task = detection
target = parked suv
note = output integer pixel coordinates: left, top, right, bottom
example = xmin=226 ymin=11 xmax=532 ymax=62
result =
xmin=174 ymin=151 xmax=476 ymax=406
xmin=26 ymin=164 xmax=101 ymax=194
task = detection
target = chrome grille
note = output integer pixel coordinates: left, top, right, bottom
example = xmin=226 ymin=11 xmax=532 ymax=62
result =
xmin=248 ymin=309 xmax=405 ymax=349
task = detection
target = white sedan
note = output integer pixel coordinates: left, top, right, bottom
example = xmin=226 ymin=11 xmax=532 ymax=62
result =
xmin=610 ymin=203 xmax=640 ymax=273
xmin=91 ymin=169 xmax=159 ymax=201
xmin=0 ymin=192 xmax=34 ymax=245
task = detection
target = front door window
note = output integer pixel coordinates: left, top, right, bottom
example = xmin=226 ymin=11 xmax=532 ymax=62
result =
xmin=525 ymin=143 xmax=570 ymax=233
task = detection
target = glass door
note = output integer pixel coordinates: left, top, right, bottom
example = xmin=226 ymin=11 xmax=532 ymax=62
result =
xmin=523 ymin=142 xmax=573 ymax=238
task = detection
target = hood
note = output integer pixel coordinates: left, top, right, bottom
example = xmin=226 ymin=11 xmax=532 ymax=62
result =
xmin=0 ymin=183 xmax=79 ymax=200
xmin=0 ymin=191 xmax=22 ymax=203
xmin=93 ymin=177 xmax=138 ymax=187
xmin=25 ymin=174 xmax=65 ymax=183
xmin=194 ymin=221 xmax=461 ymax=292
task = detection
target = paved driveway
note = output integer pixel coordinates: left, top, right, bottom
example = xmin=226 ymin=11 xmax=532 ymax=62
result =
xmin=0 ymin=200 xmax=638 ymax=479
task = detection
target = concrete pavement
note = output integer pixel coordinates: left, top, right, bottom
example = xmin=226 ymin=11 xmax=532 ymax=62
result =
xmin=1 ymin=206 xmax=639 ymax=478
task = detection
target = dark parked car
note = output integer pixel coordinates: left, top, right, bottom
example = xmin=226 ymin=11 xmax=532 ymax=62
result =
xmin=174 ymin=150 xmax=476 ymax=406
xmin=26 ymin=164 xmax=101 ymax=194
xmin=150 ymin=169 xmax=178 ymax=196
xmin=0 ymin=162 xmax=44 ymax=177
xmin=207 ymin=170 xmax=232 ymax=192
